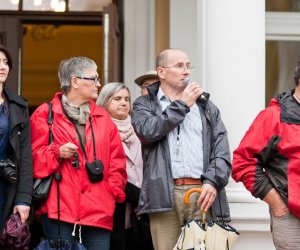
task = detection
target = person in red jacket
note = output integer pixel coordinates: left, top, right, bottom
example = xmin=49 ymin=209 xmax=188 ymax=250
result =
xmin=232 ymin=62 xmax=300 ymax=249
xmin=30 ymin=56 xmax=127 ymax=250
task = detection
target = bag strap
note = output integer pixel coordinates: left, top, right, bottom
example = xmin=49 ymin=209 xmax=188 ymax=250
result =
xmin=47 ymin=102 xmax=64 ymax=248
xmin=47 ymin=102 xmax=54 ymax=144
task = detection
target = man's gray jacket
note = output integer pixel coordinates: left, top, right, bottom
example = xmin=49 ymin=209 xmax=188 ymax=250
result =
xmin=132 ymin=82 xmax=231 ymax=221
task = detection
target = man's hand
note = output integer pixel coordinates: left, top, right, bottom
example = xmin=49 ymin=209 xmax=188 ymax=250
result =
xmin=13 ymin=205 xmax=30 ymax=224
xmin=197 ymin=183 xmax=217 ymax=212
xmin=263 ymin=188 xmax=289 ymax=217
xmin=180 ymin=82 xmax=203 ymax=107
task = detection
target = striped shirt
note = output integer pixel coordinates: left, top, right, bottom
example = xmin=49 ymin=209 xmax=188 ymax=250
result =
xmin=157 ymin=87 xmax=204 ymax=178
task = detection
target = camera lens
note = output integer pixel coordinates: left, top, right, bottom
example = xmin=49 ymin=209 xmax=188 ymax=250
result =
xmin=2 ymin=167 xmax=17 ymax=183
xmin=0 ymin=159 xmax=17 ymax=184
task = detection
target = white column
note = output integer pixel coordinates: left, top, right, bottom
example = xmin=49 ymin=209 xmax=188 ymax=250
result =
xmin=124 ymin=0 xmax=156 ymax=101
xmin=205 ymin=0 xmax=265 ymax=149
xmin=170 ymin=0 xmax=275 ymax=249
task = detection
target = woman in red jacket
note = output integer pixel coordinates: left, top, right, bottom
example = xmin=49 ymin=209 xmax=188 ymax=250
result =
xmin=30 ymin=57 xmax=127 ymax=250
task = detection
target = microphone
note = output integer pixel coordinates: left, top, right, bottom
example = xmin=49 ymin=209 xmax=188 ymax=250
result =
xmin=183 ymin=78 xmax=207 ymax=101
xmin=183 ymin=78 xmax=192 ymax=85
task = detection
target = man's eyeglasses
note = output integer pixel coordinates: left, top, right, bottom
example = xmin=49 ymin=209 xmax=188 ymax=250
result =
xmin=161 ymin=64 xmax=195 ymax=72
xmin=75 ymin=76 xmax=100 ymax=84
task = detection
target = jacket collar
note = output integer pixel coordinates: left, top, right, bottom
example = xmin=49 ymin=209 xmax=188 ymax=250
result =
xmin=147 ymin=81 xmax=161 ymax=99
xmin=275 ymin=89 xmax=300 ymax=124
xmin=3 ymin=87 xmax=27 ymax=107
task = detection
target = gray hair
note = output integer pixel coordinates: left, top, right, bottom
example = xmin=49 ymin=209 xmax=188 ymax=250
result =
xmin=96 ymin=82 xmax=131 ymax=110
xmin=58 ymin=56 xmax=97 ymax=92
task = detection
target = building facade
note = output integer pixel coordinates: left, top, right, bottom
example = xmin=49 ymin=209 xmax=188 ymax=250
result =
xmin=3 ymin=0 xmax=300 ymax=249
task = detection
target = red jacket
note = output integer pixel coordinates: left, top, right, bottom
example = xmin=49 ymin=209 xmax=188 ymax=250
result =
xmin=232 ymin=90 xmax=300 ymax=219
xmin=30 ymin=92 xmax=127 ymax=230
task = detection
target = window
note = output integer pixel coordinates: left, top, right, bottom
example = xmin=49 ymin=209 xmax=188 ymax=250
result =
xmin=266 ymin=2 xmax=300 ymax=104
xmin=266 ymin=0 xmax=300 ymax=12
xmin=0 ymin=0 xmax=112 ymax=12
xmin=1 ymin=0 xmax=19 ymax=10
xmin=23 ymin=0 xmax=66 ymax=12
xmin=69 ymin=0 xmax=111 ymax=11
xmin=266 ymin=41 xmax=300 ymax=103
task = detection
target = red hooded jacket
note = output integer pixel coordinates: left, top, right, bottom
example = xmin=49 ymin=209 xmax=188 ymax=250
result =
xmin=30 ymin=92 xmax=127 ymax=230
xmin=233 ymin=90 xmax=300 ymax=219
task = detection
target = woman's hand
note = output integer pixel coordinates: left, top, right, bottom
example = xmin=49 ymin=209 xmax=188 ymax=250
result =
xmin=59 ymin=142 xmax=78 ymax=159
xmin=13 ymin=205 xmax=30 ymax=224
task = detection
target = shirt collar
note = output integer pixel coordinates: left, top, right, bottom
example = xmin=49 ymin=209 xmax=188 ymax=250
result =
xmin=157 ymin=87 xmax=170 ymax=102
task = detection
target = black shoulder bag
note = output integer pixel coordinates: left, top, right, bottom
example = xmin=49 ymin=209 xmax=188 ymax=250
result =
xmin=32 ymin=103 xmax=54 ymax=208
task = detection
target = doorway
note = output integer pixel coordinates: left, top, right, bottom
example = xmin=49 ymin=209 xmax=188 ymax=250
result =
xmin=22 ymin=24 xmax=103 ymax=113
xmin=0 ymin=2 xmax=122 ymax=113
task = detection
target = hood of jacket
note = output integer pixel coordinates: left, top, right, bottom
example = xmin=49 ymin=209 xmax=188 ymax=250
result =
xmin=269 ymin=89 xmax=300 ymax=124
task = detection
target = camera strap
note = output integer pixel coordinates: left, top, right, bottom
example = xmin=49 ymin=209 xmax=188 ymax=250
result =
xmin=62 ymin=105 xmax=97 ymax=163
xmin=59 ymin=99 xmax=97 ymax=163
xmin=89 ymin=117 xmax=97 ymax=162
xmin=73 ymin=117 xmax=97 ymax=162
xmin=47 ymin=102 xmax=54 ymax=144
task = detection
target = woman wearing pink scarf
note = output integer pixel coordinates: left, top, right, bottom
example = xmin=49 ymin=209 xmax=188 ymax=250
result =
xmin=97 ymin=82 xmax=153 ymax=250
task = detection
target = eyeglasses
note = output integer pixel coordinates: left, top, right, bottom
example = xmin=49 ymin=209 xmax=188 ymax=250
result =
xmin=75 ymin=76 xmax=100 ymax=84
xmin=161 ymin=64 xmax=195 ymax=72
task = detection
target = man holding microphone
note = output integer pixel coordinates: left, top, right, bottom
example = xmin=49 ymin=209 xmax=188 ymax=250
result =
xmin=132 ymin=48 xmax=231 ymax=250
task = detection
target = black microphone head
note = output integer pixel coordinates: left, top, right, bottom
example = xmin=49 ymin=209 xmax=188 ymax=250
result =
xmin=184 ymin=78 xmax=192 ymax=85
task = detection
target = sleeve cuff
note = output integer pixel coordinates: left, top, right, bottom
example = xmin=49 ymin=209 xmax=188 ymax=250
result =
xmin=111 ymin=186 xmax=126 ymax=203
xmin=51 ymin=143 xmax=60 ymax=159
xmin=202 ymin=179 xmax=217 ymax=188
xmin=14 ymin=202 xmax=30 ymax=207
xmin=258 ymin=182 xmax=274 ymax=200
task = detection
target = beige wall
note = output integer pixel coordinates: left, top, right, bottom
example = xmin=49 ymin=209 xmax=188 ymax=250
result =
xmin=155 ymin=0 xmax=169 ymax=58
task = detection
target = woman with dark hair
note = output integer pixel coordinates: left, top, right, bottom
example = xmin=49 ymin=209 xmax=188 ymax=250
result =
xmin=30 ymin=57 xmax=126 ymax=250
xmin=0 ymin=45 xmax=33 ymax=247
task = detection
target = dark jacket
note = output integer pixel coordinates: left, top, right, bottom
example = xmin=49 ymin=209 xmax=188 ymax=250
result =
xmin=0 ymin=87 xmax=33 ymax=231
xmin=233 ymin=89 xmax=300 ymax=219
xmin=132 ymin=82 xmax=231 ymax=221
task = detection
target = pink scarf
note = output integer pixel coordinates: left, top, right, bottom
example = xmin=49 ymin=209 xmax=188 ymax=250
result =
xmin=112 ymin=116 xmax=136 ymax=145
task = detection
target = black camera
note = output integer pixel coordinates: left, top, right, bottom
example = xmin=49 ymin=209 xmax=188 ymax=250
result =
xmin=71 ymin=153 xmax=79 ymax=169
xmin=86 ymin=160 xmax=103 ymax=183
xmin=0 ymin=159 xmax=17 ymax=184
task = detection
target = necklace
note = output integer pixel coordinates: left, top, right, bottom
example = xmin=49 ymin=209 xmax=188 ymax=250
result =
xmin=293 ymin=93 xmax=300 ymax=104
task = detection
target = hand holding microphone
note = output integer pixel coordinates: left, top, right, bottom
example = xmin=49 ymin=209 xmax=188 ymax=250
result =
xmin=180 ymin=78 xmax=204 ymax=107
